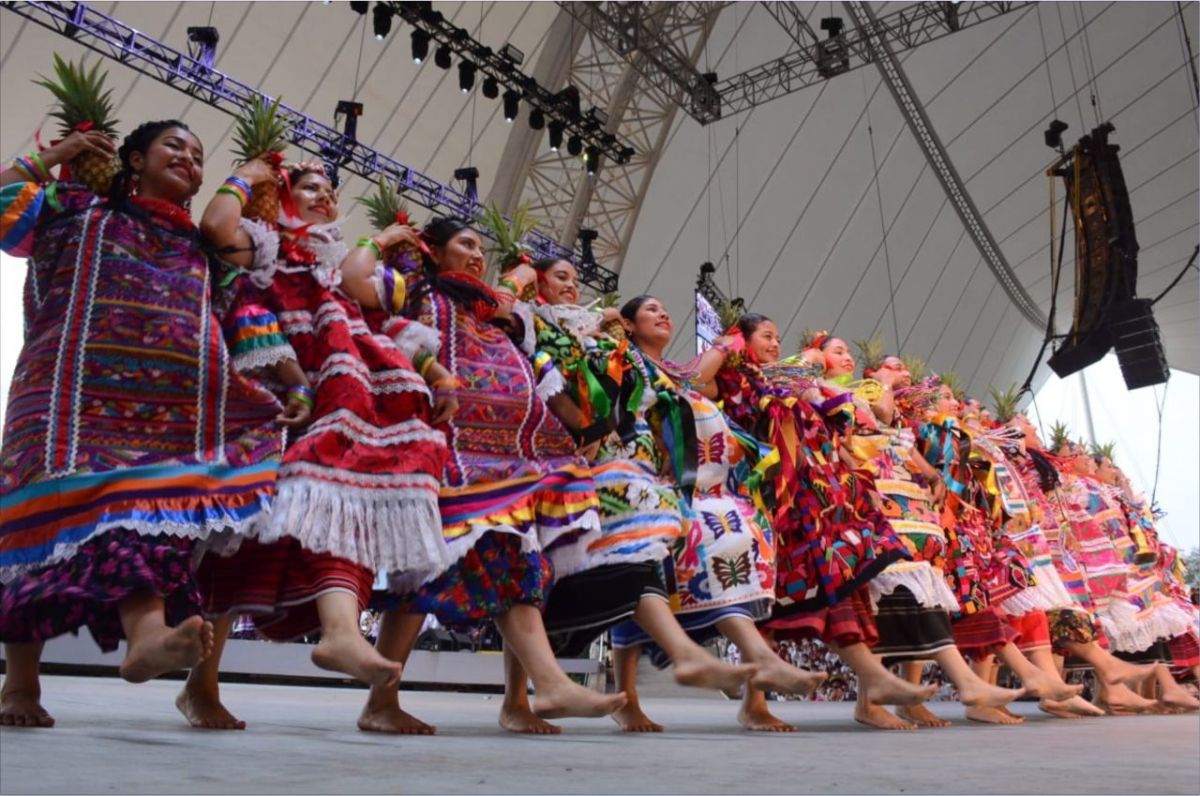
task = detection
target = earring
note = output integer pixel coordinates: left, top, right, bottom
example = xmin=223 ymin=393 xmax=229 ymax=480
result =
xmin=129 ymin=171 xmax=141 ymax=196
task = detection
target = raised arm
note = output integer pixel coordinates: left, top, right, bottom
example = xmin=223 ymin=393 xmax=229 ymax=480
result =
xmin=340 ymin=222 xmax=424 ymax=311
xmin=199 ymin=159 xmax=276 ymax=270
xmin=1 ymin=132 xmax=115 ymax=188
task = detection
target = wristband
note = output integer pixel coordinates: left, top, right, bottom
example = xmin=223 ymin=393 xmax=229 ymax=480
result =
xmin=216 ymin=186 xmax=247 ymax=207
xmin=225 ymin=175 xmax=253 ymax=194
xmin=219 ymin=176 xmax=251 ymax=207
xmin=356 ymin=237 xmax=383 ymax=259
xmin=497 ymin=277 xmax=521 ymax=295
xmin=287 ymin=384 xmax=315 ymax=409
xmin=431 ymin=376 xmax=463 ymax=392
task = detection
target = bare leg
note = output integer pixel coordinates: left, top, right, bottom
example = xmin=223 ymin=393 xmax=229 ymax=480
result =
xmin=495 ymin=604 xmax=626 ymax=720
xmin=358 ymin=610 xmax=436 ymax=734
xmin=895 ymin=661 xmax=952 ymax=728
xmin=717 ymin=617 xmax=826 ymax=697
xmin=118 ymin=593 xmax=213 ymax=683
xmin=310 ymin=591 xmax=401 ymax=687
xmin=833 ymin=641 xmax=936 ymax=706
xmin=1062 ymin=640 xmax=1156 ymax=689
xmin=931 ymin=646 xmax=1023 ymax=708
xmin=855 ymin=684 xmax=918 ymax=730
xmin=499 ymin=647 xmax=561 ymax=734
xmin=635 ymin=597 xmax=756 ymax=693
xmin=176 ymin=614 xmax=244 ymax=729
xmin=1154 ymin=663 xmax=1199 ymax=711
xmin=738 ymin=684 xmax=798 ymax=732
xmin=0 ymin=643 xmax=53 ymax=728
xmin=611 ymin=644 xmax=663 ymax=732
xmin=996 ymin=642 xmax=1079 ymax=701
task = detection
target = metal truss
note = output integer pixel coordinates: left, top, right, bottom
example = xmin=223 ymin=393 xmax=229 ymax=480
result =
xmin=2 ymin=0 xmax=619 ymax=286
xmin=505 ymin=3 xmax=722 ymax=296
xmin=716 ymin=2 xmax=1028 ymax=117
xmin=844 ymin=1 xmax=1045 ymax=327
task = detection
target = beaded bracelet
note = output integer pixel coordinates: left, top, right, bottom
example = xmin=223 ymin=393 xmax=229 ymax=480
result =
xmin=218 ymin=176 xmax=251 ymax=207
xmin=356 ymin=237 xmax=383 ymax=259
xmin=431 ymin=376 xmax=463 ymax=392
xmin=497 ymin=276 xmax=521 ymax=296
xmin=413 ymin=350 xmax=434 ymax=375
xmin=225 ymin=175 xmax=252 ymax=194
xmin=287 ymin=384 xmax=315 ymax=409
xmin=11 ymin=153 xmax=49 ymax=184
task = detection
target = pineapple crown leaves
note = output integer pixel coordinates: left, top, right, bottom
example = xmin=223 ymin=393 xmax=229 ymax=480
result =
xmin=854 ymin=335 xmax=887 ymax=375
xmin=34 ymin=53 xmax=119 ymax=137
xmin=988 ymin=383 xmax=1023 ymax=423
xmin=599 ymin=292 xmax=622 ymax=309
xmin=232 ymin=96 xmax=290 ymax=164
xmin=901 ymin=354 xmax=927 ymax=383
xmin=356 ymin=175 xmax=411 ymax=232
xmin=1049 ymin=420 xmax=1072 ymax=453
xmin=477 ymin=201 xmax=539 ymax=270
xmin=935 ymin=369 xmax=966 ymax=401
xmin=797 ymin=327 xmax=829 ymax=352
xmin=1090 ymin=440 xmax=1117 ymax=461
xmin=716 ymin=299 xmax=745 ymax=333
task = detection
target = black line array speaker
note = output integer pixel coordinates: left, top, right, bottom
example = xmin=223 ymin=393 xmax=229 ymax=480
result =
xmin=1111 ymin=299 xmax=1170 ymax=390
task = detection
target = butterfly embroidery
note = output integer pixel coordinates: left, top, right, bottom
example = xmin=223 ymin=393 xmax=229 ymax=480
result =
xmin=698 ymin=433 xmax=726 ymax=465
xmin=712 ymin=552 xmax=753 ymax=589
xmin=702 ymin=510 xmax=742 ymax=540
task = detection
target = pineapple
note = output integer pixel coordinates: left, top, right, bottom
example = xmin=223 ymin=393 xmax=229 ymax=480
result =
xmin=355 ymin=175 xmax=411 ymax=252
xmin=34 ymin=54 xmax=120 ymax=194
xmin=988 ymin=382 xmax=1022 ymax=423
xmin=478 ymin=201 xmax=538 ymax=272
xmin=938 ymin=369 xmax=964 ymax=401
xmin=1090 ymin=440 xmax=1116 ymax=461
xmin=854 ymin=335 xmax=886 ymax=377
xmin=796 ymin=327 xmax=824 ymax=352
xmin=232 ymin=97 xmax=289 ymax=223
xmin=1049 ymin=421 xmax=1072 ymax=454
xmin=716 ymin=299 xmax=744 ymax=333
xmin=901 ymin=354 xmax=927 ymax=383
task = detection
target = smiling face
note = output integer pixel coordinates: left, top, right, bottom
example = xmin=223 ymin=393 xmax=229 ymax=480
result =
xmin=872 ymin=356 xmax=908 ymax=388
xmin=822 ymin=337 xmax=855 ymax=378
xmin=747 ymin=319 xmax=781 ymax=363
xmin=934 ymin=384 xmax=961 ymax=417
xmin=129 ymin=126 xmax=204 ymax=205
xmin=430 ymin=227 xmax=486 ymax=279
xmin=290 ymin=171 xmax=338 ymax=224
xmin=622 ymin=297 xmax=673 ymax=351
xmin=537 ymin=259 xmax=580 ymax=305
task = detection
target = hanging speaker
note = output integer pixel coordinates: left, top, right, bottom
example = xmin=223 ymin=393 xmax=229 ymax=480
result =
xmin=1111 ymin=298 xmax=1169 ymax=390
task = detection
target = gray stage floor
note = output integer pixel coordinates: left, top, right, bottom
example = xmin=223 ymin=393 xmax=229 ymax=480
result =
xmin=1 ymin=675 xmax=1197 ymax=795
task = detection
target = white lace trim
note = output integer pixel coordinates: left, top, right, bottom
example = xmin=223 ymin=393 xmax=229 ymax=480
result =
xmin=1100 ymin=598 xmax=1197 ymax=654
xmin=535 ymin=365 xmax=567 ymax=401
xmin=868 ymin=560 xmax=961 ymax=612
xmin=232 ymin=343 xmax=296 ymax=374
xmin=511 ymin=301 xmax=537 ymax=356
xmin=387 ymin=320 xmax=442 ymax=361
xmin=277 ymin=216 xmax=347 ymax=289
xmin=243 ymin=474 xmax=448 ymax=573
xmin=1 ymin=504 xmax=273 ymax=584
xmin=300 ymin=407 xmax=444 ymax=448
xmin=998 ymin=560 xmax=1077 ymax=616
xmin=278 ymin=303 xmax=372 ymax=338
xmin=309 ymin=351 xmax=428 ymax=395
xmin=240 ymin=217 xmax=281 ymax=288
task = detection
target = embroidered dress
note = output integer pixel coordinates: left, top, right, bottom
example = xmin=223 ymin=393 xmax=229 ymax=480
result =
xmin=0 ymin=181 xmax=282 ymax=650
xmin=611 ymin=357 xmax=778 ymax=653
xmin=395 ymin=276 xmax=601 ymax=624
xmin=529 ymin=305 xmax=685 ymax=655
xmin=197 ymin=219 xmax=448 ymax=640
xmin=713 ymin=361 xmax=907 ymax=645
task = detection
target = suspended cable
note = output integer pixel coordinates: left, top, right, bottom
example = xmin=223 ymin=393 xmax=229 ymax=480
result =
xmin=1035 ymin=4 xmax=1059 ymax=110
xmin=1055 ymin=2 xmax=1090 ymax=133
xmin=1151 ymin=245 xmax=1200 ymax=304
xmin=1075 ymin=2 xmax=1106 ymax=124
xmin=1151 ymin=380 xmax=1169 ymax=507
xmin=861 ymin=71 xmax=901 ymax=350
xmin=207 ymin=1 xmax=215 ymax=26
xmin=353 ymin=10 xmax=366 ymax=100
xmin=1177 ymin=0 xmax=1200 ymax=130
xmin=868 ymin=196 xmax=948 ymax=340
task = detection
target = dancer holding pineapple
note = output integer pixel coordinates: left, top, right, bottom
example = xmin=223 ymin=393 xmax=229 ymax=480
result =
xmin=1 ymin=58 xmax=284 ymax=728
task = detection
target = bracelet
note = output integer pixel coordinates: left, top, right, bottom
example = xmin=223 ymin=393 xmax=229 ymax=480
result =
xmin=356 ymin=237 xmax=383 ymax=259
xmin=219 ymin=176 xmax=251 ymax=207
xmin=28 ymin=152 xmax=51 ymax=182
xmin=712 ymin=341 xmax=731 ymax=357
xmin=11 ymin=154 xmax=49 ymax=184
xmin=224 ymin=175 xmax=253 ymax=194
xmin=216 ymin=186 xmax=247 ymax=207
xmin=431 ymin=376 xmax=463 ymax=392
xmin=497 ymin=277 xmax=521 ymax=295
xmin=413 ymin=350 xmax=435 ymax=375
xmin=287 ymin=384 xmax=315 ymax=409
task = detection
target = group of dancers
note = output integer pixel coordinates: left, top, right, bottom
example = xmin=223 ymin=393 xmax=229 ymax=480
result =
xmin=1 ymin=116 xmax=1196 ymax=736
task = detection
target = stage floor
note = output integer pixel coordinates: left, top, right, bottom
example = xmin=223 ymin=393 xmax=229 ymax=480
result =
xmin=1 ymin=675 xmax=1197 ymax=795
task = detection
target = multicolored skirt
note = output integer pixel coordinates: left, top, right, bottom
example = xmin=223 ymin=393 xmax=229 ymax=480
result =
xmin=543 ymin=562 xmax=667 ymax=657
xmin=951 ymin=606 xmax=1017 ymax=661
xmin=0 ymin=528 xmax=201 ymax=652
xmin=873 ymin=586 xmax=956 ymax=662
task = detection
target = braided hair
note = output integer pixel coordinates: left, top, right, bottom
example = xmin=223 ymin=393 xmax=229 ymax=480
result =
xmin=108 ymin=119 xmax=192 ymax=201
xmin=405 ymin=216 xmax=499 ymax=316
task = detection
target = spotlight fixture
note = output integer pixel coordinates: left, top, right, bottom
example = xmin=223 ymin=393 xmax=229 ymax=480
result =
xmin=482 ymin=75 xmax=499 ymax=99
xmin=499 ymin=43 xmax=525 ymax=66
xmin=618 ymin=145 xmax=635 ymax=164
xmin=349 ymin=1 xmax=368 ymax=14
xmin=453 ymin=166 xmax=480 ymax=204
xmin=577 ymin=228 xmax=598 ymax=265
xmin=410 ymin=28 xmax=430 ymax=63
xmin=528 ymin=108 xmax=545 ymax=130
xmin=566 ymin=134 xmax=583 ymax=157
xmin=186 ymin=26 xmax=219 ymax=70
xmin=585 ymin=146 xmax=601 ymax=176
xmin=502 ymin=89 xmax=520 ymax=123
xmin=434 ymin=44 xmax=452 ymax=69
xmin=548 ymin=120 xmax=564 ymax=151
xmin=458 ymin=61 xmax=476 ymax=93
xmin=335 ymin=99 xmax=364 ymax=141
xmin=584 ymin=107 xmax=608 ymax=131
xmin=1044 ymin=119 xmax=1069 ymax=151
xmin=372 ymin=4 xmax=391 ymax=40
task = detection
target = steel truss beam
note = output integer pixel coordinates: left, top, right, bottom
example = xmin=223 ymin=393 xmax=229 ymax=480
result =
xmin=717 ymin=2 xmax=1028 ymax=117
xmin=1 ymin=0 xmax=619 ymax=289
xmin=844 ymin=1 xmax=1045 ymax=327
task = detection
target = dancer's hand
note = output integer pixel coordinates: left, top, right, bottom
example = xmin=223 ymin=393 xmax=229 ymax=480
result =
xmin=378 ymin=222 xmax=422 ymax=251
xmin=233 ymin=158 xmax=277 ymax=186
xmin=277 ymin=394 xmax=312 ymax=427
xmin=577 ymin=439 xmax=603 ymax=462
xmin=47 ymin=130 xmax=117 ymax=166
xmin=430 ymin=392 xmax=458 ymax=425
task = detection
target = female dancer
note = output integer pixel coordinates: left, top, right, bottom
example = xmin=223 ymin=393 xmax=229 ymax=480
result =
xmin=1 ymin=121 xmax=285 ymax=726
xmin=365 ymin=218 xmax=626 ymax=734
xmin=609 ymin=296 xmax=876 ymax=733
xmin=191 ymin=161 xmax=454 ymax=729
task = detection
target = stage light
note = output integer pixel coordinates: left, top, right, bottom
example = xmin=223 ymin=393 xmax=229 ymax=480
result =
xmin=618 ymin=145 xmax=635 ymax=164
xmin=548 ymin=120 xmax=564 ymax=151
xmin=411 ymin=29 xmax=430 ymax=63
xmin=585 ymin=146 xmax=601 ymax=176
xmin=372 ymin=4 xmax=392 ymax=40
xmin=454 ymin=166 xmax=480 ymax=204
xmin=500 ymin=43 xmax=525 ymax=66
xmin=481 ymin=75 xmax=499 ymax=99
xmin=350 ymin=1 xmax=369 ymax=14
xmin=458 ymin=61 xmax=476 ymax=93
xmin=502 ymin=89 xmax=520 ymax=122
xmin=434 ymin=44 xmax=452 ymax=69
xmin=567 ymin=134 xmax=583 ymax=157
xmin=528 ymin=108 xmax=545 ymax=130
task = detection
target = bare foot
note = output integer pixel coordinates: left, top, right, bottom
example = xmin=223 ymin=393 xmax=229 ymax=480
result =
xmin=611 ymin=702 xmax=665 ymax=733
xmin=1159 ymin=683 xmax=1200 ymax=712
xmin=359 ymin=694 xmax=437 ymax=735
xmin=0 ymin=688 xmax=54 ymax=728
xmin=965 ymin=705 xmax=1024 ymax=724
xmin=897 ymin=703 xmax=951 ymax=728
xmin=175 ymin=686 xmax=245 ymax=730
xmin=861 ymin=670 xmax=938 ymax=707
xmin=673 ymin=656 xmax=757 ymax=695
xmin=311 ymin=633 xmax=402 ymax=688
xmin=957 ymin=677 xmax=1025 ymax=709
xmin=1101 ymin=660 xmax=1157 ymax=690
xmin=1051 ymin=695 xmax=1106 ymax=717
xmin=120 ymin=616 xmax=213 ymax=683
xmin=533 ymin=682 xmax=627 ymax=720
xmin=499 ymin=701 xmax=562 ymax=734
xmin=1038 ymin=699 xmax=1084 ymax=719
xmin=854 ymin=702 xmax=917 ymax=730
xmin=1014 ymin=669 xmax=1082 ymax=702
xmin=747 ymin=658 xmax=827 ymax=698
xmin=1096 ymin=682 xmax=1157 ymax=715
xmin=737 ymin=697 xmax=796 ymax=732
